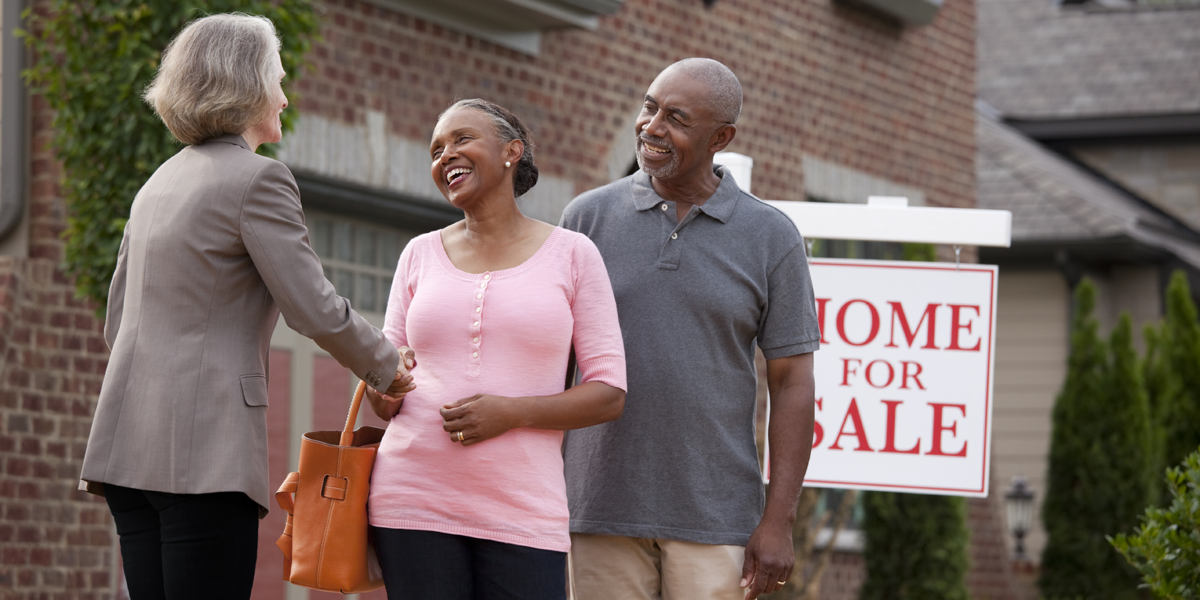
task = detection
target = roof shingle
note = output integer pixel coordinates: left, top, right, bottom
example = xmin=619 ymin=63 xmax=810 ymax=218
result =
xmin=978 ymin=0 xmax=1200 ymax=119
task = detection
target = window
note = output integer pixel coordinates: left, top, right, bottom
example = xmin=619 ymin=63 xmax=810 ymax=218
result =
xmin=811 ymin=488 xmax=866 ymax=550
xmin=309 ymin=212 xmax=415 ymax=314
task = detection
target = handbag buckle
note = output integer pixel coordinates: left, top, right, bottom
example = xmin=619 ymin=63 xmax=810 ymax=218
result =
xmin=321 ymin=475 xmax=348 ymax=501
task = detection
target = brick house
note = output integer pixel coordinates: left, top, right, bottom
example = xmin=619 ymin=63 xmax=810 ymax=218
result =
xmin=0 ymin=0 xmax=1015 ymax=598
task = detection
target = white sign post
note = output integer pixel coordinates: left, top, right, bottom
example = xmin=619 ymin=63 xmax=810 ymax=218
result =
xmin=760 ymin=197 xmax=1012 ymax=497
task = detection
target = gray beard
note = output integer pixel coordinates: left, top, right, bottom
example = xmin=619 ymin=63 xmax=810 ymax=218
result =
xmin=636 ymin=140 xmax=681 ymax=180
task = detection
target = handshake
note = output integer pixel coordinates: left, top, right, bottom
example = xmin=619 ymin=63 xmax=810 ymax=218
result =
xmin=366 ymin=346 xmax=417 ymax=421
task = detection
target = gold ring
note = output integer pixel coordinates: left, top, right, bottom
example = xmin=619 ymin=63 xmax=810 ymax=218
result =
xmin=777 ymin=581 xmax=787 ymax=586
xmin=456 ymin=431 xmax=465 ymax=442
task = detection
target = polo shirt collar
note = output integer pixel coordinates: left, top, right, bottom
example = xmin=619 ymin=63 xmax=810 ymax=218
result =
xmin=630 ymin=165 xmax=740 ymax=223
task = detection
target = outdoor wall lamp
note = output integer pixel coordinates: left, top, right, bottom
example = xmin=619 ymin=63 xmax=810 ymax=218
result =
xmin=1004 ymin=476 xmax=1036 ymax=560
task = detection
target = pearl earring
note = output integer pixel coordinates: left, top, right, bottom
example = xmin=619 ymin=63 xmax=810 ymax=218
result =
xmin=505 ymin=161 xmax=511 ymax=168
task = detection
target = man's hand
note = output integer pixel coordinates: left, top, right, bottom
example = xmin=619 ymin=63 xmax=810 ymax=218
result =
xmin=367 ymin=347 xmax=416 ymax=421
xmin=740 ymin=517 xmax=795 ymax=599
xmin=440 ymin=394 xmax=520 ymax=446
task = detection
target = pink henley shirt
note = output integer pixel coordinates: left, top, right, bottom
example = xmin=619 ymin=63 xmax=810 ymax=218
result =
xmin=367 ymin=227 xmax=626 ymax=552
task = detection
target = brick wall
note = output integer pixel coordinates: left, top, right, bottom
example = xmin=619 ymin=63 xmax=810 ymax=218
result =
xmin=0 ymin=86 xmax=119 ymax=598
xmin=966 ymin=493 xmax=1026 ymax=600
xmin=0 ymin=0 xmax=983 ymax=597
xmin=298 ymin=0 xmax=976 ymax=209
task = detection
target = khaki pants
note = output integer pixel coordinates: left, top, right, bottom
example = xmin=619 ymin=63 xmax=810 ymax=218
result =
xmin=569 ymin=533 xmax=746 ymax=600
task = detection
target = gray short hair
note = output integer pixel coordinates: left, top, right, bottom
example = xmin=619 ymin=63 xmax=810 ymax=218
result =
xmin=663 ymin=58 xmax=743 ymax=125
xmin=144 ymin=13 xmax=281 ymax=145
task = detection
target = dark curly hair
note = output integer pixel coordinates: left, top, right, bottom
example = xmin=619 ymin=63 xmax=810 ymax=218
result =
xmin=440 ymin=99 xmax=539 ymax=197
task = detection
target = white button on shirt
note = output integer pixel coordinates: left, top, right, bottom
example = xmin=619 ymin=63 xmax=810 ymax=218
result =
xmin=670 ymin=233 xmax=678 ymax=240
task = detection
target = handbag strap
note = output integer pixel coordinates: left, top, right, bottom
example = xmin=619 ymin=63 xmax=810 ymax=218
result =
xmin=340 ymin=380 xmax=369 ymax=447
xmin=275 ymin=471 xmax=300 ymax=515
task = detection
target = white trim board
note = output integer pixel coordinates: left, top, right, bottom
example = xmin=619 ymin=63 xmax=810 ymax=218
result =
xmin=765 ymin=200 xmax=1013 ymax=248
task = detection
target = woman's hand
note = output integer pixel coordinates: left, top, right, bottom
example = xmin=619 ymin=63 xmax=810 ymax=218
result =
xmin=368 ymin=347 xmax=417 ymax=421
xmin=440 ymin=382 xmax=624 ymax=445
xmin=440 ymin=394 xmax=521 ymax=446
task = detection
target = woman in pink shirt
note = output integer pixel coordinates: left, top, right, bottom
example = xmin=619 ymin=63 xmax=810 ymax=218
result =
xmin=365 ymin=99 xmax=627 ymax=599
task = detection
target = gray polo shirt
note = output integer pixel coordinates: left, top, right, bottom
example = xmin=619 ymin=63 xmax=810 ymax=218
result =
xmin=560 ymin=166 xmax=820 ymax=546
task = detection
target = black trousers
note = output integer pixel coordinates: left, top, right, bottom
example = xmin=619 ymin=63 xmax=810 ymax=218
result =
xmin=104 ymin=484 xmax=259 ymax=600
xmin=372 ymin=527 xmax=567 ymax=600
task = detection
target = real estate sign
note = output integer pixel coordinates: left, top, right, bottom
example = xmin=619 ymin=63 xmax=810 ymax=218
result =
xmin=771 ymin=258 xmax=998 ymax=497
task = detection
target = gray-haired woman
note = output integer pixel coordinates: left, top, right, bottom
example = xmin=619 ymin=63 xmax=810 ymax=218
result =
xmin=79 ymin=14 xmax=412 ymax=600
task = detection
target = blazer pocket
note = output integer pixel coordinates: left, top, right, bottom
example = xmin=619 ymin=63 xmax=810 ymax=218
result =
xmin=240 ymin=375 xmax=269 ymax=407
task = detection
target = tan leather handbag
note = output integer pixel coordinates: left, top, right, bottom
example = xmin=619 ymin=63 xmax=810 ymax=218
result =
xmin=275 ymin=381 xmax=385 ymax=593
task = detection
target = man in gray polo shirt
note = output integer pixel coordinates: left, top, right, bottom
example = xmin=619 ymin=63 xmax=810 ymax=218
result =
xmin=560 ymin=58 xmax=819 ymax=600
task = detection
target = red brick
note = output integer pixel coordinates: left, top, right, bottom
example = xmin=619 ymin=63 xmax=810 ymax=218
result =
xmin=89 ymin=570 xmax=109 ymax=588
xmin=2 ymin=548 xmax=27 ymax=565
xmin=23 ymin=396 xmax=45 ymax=413
xmin=87 ymin=530 xmax=110 ymax=547
xmin=7 ymin=458 xmax=29 ymax=476
xmin=17 ymin=482 xmax=40 ymax=500
xmin=45 ymin=397 xmax=65 ymax=414
xmin=72 ymin=315 xmax=93 ymax=331
xmin=32 ymin=461 xmax=54 ymax=478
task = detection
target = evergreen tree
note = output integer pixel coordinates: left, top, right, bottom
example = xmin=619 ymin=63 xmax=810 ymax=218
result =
xmin=1039 ymin=281 xmax=1152 ymax=599
xmin=857 ymin=242 xmax=970 ymax=600
xmin=1142 ymin=323 xmax=1168 ymax=499
xmin=858 ymin=493 xmax=969 ymax=600
xmin=1152 ymin=272 xmax=1200 ymax=487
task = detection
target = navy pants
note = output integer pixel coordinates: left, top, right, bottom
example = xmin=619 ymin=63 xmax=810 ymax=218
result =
xmin=104 ymin=484 xmax=259 ymax=600
xmin=372 ymin=527 xmax=567 ymax=600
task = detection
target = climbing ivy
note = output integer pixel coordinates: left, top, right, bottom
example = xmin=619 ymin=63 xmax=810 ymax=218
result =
xmin=21 ymin=0 xmax=319 ymax=308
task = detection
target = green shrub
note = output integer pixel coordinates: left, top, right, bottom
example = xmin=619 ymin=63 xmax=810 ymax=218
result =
xmin=1145 ymin=272 xmax=1200 ymax=500
xmin=858 ymin=492 xmax=970 ymax=600
xmin=1110 ymin=448 xmax=1200 ymax=599
xmin=1039 ymin=280 xmax=1153 ymax=599
xmin=21 ymin=0 xmax=319 ymax=308
xmin=857 ymin=241 xmax=970 ymax=600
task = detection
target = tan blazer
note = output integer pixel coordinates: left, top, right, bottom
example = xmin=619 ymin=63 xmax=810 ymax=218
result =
xmin=81 ymin=135 xmax=399 ymax=514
